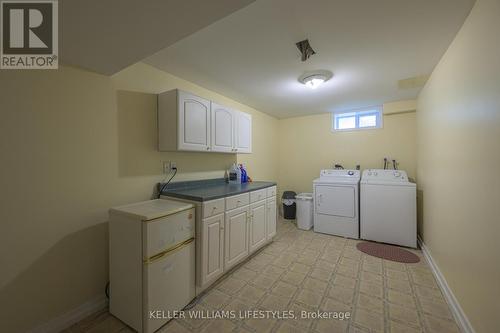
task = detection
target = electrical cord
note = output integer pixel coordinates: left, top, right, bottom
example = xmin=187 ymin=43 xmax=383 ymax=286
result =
xmin=157 ymin=167 xmax=177 ymax=198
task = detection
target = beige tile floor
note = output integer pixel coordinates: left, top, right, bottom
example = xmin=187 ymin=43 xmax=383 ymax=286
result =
xmin=65 ymin=217 xmax=460 ymax=333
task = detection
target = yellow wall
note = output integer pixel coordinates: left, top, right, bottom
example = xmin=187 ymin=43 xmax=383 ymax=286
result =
xmin=0 ymin=63 xmax=278 ymax=332
xmin=417 ymin=0 xmax=500 ymax=331
xmin=111 ymin=62 xmax=279 ymax=182
xmin=7 ymin=4 xmax=500 ymax=330
xmin=277 ymin=105 xmax=417 ymax=195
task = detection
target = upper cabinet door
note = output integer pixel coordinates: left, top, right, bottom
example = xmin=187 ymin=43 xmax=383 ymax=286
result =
xmin=210 ymin=103 xmax=234 ymax=153
xmin=178 ymin=91 xmax=211 ymax=151
xmin=234 ymin=111 xmax=252 ymax=153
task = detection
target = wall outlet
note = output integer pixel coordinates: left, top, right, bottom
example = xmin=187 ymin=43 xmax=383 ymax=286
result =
xmin=162 ymin=161 xmax=171 ymax=174
xmin=162 ymin=161 xmax=177 ymax=174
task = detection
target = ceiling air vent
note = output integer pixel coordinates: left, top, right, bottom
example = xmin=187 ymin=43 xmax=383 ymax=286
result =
xmin=296 ymin=39 xmax=316 ymax=62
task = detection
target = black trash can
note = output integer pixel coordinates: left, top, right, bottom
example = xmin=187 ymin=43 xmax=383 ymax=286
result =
xmin=282 ymin=191 xmax=297 ymax=220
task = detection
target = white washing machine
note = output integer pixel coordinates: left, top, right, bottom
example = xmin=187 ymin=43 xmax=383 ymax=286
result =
xmin=360 ymin=169 xmax=417 ymax=248
xmin=313 ymin=169 xmax=360 ymax=238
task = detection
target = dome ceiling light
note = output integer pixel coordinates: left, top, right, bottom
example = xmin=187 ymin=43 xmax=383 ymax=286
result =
xmin=299 ymin=70 xmax=333 ymax=89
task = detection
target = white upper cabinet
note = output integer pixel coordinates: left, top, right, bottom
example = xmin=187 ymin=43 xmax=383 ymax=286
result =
xmin=158 ymin=90 xmax=210 ymax=152
xmin=179 ymin=91 xmax=211 ymax=151
xmin=235 ymin=111 xmax=252 ymax=153
xmin=158 ymin=89 xmax=252 ymax=153
xmin=211 ymin=102 xmax=234 ymax=153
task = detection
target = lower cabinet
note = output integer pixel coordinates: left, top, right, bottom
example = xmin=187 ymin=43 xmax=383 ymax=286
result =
xmin=200 ymin=213 xmax=224 ymax=287
xmin=224 ymin=205 xmax=250 ymax=270
xmin=195 ymin=187 xmax=277 ymax=294
xmin=267 ymin=196 xmax=277 ymax=239
xmin=249 ymin=199 xmax=267 ymax=253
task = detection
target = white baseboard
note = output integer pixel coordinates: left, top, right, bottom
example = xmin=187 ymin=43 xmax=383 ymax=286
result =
xmin=417 ymin=236 xmax=475 ymax=333
xmin=28 ymin=295 xmax=108 ymax=333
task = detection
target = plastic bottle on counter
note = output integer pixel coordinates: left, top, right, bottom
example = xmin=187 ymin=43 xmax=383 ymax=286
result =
xmin=240 ymin=164 xmax=247 ymax=183
xmin=229 ymin=163 xmax=241 ymax=184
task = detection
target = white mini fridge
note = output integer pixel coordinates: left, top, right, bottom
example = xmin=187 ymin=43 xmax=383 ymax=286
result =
xmin=109 ymin=199 xmax=196 ymax=333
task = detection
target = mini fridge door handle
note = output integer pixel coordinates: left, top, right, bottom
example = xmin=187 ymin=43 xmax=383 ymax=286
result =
xmin=144 ymin=237 xmax=194 ymax=264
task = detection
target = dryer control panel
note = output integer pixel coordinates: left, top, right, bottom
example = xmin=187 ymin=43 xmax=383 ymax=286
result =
xmin=320 ymin=169 xmax=361 ymax=179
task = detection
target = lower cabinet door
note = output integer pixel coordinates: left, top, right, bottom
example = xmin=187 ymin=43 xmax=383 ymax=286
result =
xmin=224 ymin=206 xmax=249 ymax=270
xmin=249 ymin=200 xmax=267 ymax=253
xmin=266 ymin=197 xmax=277 ymax=239
xmin=201 ymin=214 xmax=224 ymax=288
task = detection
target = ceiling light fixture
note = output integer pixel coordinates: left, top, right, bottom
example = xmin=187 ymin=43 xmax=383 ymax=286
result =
xmin=299 ymin=70 xmax=333 ymax=89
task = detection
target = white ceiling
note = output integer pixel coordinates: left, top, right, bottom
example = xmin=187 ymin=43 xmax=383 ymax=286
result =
xmin=60 ymin=0 xmax=255 ymax=75
xmin=145 ymin=0 xmax=475 ymax=118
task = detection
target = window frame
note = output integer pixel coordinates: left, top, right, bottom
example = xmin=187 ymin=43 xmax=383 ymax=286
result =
xmin=331 ymin=106 xmax=383 ymax=132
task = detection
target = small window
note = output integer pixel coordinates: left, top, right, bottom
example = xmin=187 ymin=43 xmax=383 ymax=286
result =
xmin=332 ymin=107 xmax=382 ymax=132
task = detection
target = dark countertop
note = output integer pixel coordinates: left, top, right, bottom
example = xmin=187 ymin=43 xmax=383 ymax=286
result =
xmin=161 ymin=178 xmax=276 ymax=202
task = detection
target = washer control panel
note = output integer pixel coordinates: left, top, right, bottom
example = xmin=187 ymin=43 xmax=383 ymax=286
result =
xmin=362 ymin=169 xmax=408 ymax=181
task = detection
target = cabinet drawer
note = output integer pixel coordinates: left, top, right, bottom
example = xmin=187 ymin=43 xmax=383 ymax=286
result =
xmin=203 ymin=198 xmax=225 ymax=218
xmin=250 ymin=189 xmax=267 ymax=203
xmin=267 ymin=186 xmax=277 ymax=198
xmin=225 ymin=193 xmax=249 ymax=211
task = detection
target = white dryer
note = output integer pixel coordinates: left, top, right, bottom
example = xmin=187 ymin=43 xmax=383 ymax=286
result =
xmin=313 ymin=169 xmax=360 ymax=238
xmin=360 ymin=169 xmax=416 ymax=248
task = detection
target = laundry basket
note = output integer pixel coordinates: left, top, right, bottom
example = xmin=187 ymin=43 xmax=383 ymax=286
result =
xmin=296 ymin=193 xmax=313 ymax=230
